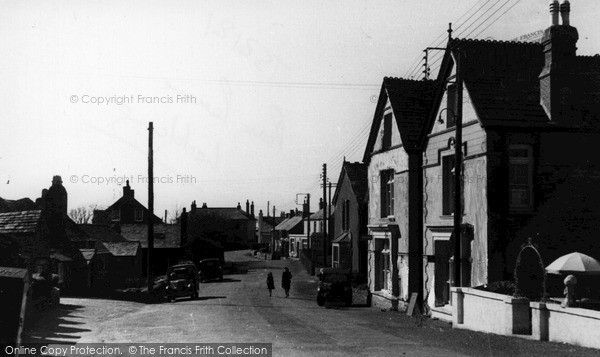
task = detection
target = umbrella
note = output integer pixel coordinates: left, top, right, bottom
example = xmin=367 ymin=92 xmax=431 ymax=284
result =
xmin=545 ymin=252 xmax=600 ymax=275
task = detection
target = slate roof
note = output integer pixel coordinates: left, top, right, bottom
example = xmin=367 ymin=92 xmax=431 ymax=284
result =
xmin=78 ymin=224 xmax=127 ymax=242
xmin=120 ymin=223 xmax=181 ymax=249
xmin=429 ymin=38 xmax=600 ymax=130
xmin=442 ymin=38 xmax=548 ymax=127
xmin=363 ymin=78 xmax=437 ymax=163
xmin=274 ymin=216 xmax=303 ymax=232
xmin=0 ymin=197 xmax=36 ymax=213
xmin=188 ymin=207 xmax=255 ymax=221
xmin=102 ymin=241 xmax=140 ymax=257
xmin=0 ymin=210 xmax=43 ymax=234
xmin=309 ymin=208 xmax=334 ymax=220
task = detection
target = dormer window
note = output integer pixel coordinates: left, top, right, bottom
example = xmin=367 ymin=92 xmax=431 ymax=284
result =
xmin=382 ymin=112 xmax=392 ymax=149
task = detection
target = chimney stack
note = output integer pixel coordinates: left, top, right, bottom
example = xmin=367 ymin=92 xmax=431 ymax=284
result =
xmin=539 ymin=0 xmax=579 ymax=123
xmin=123 ymin=180 xmax=134 ymax=198
xmin=251 ymin=201 xmax=255 ymax=217
xmin=237 ymin=202 xmax=241 ymax=210
xmin=202 ymin=202 xmax=207 ymax=208
xmin=289 ymin=209 xmax=294 ymax=217
xmin=191 ymin=200 xmax=197 ymax=212
xmin=180 ymin=207 xmax=188 ymax=246
xmin=319 ymin=198 xmax=324 ymax=210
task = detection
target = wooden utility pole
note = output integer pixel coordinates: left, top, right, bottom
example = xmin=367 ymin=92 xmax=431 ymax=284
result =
xmin=147 ymin=122 xmax=154 ymax=292
xmin=453 ymin=50 xmax=463 ymax=289
xmin=322 ymin=163 xmax=327 ymax=267
xmin=306 ymin=194 xmax=311 ymax=250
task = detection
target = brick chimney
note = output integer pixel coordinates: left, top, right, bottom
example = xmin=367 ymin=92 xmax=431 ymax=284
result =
xmin=123 ymin=180 xmax=134 ymax=198
xmin=539 ymin=0 xmax=579 ymax=124
xmin=246 ymin=199 xmax=250 ymax=214
xmin=237 ymin=202 xmax=241 ymax=210
xmin=319 ymin=198 xmax=324 ymax=210
xmin=45 ymin=175 xmax=68 ymax=247
xmin=251 ymin=201 xmax=255 ymax=217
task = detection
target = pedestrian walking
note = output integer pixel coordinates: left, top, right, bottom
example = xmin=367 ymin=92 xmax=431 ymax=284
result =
xmin=282 ymin=267 xmax=292 ymax=297
xmin=266 ymin=272 xmax=275 ymax=297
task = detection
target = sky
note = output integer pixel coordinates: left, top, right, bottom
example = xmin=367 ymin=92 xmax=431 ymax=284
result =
xmin=0 ymin=0 xmax=598 ymax=219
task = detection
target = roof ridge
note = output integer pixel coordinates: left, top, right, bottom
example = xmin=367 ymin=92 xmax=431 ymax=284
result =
xmin=451 ymin=37 xmax=543 ymax=47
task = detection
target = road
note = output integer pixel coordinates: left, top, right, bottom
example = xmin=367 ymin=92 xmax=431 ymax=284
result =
xmin=22 ymin=250 xmax=599 ymax=356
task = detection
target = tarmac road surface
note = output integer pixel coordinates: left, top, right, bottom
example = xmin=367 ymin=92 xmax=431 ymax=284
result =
xmin=22 ymin=250 xmax=599 ymax=356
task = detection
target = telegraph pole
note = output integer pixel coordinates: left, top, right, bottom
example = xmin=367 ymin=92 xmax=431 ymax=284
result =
xmin=147 ymin=122 xmax=154 ymax=292
xmin=306 ymin=194 xmax=311 ymax=250
xmin=453 ymin=49 xmax=464 ymax=289
xmin=322 ymin=164 xmax=328 ymax=267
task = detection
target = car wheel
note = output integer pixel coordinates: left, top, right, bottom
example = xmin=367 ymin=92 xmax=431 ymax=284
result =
xmin=317 ymin=294 xmax=326 ymax=306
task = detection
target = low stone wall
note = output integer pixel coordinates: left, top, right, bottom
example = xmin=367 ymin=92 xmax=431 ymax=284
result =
xmin=531 ymin=302 xmax=600 ymax=349
xmin=451 ymin=287 xmax=531 ymax=335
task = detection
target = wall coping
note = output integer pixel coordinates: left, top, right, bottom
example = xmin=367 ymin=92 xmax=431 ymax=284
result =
xmin=530 ymin=301 xmax=600 ymax=320
xmin=451 ymin=287 xmax=529 ymax=304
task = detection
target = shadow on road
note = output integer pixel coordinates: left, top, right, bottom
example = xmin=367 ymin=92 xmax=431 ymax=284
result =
xmin=22 ymin=303 xmax=90 ymax=344
xmin=197 ymin=296 xmax=227 ymax=301
xmin=203 ymin=278 xmax=241 ymax=283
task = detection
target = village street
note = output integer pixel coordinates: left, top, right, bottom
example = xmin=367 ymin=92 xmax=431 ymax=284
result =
xmin=22 ymin=251 xmax=598 ymax=357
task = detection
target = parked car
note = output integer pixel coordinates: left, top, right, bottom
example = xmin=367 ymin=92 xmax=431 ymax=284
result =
xmin=198 ymin=258 xmax=223 ymax=282
xmin=316 ymin=268 xmax=352 ymax=306
xmin=165 ymin=263 xmax=199 ymax=302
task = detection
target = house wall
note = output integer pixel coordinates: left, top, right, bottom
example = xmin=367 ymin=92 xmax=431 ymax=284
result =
xmin=367 ymin=109 xmax=410 ymax=304
xmin=423 ymin=82 xmax=488 ymax=307
xmin=501 ymin=132 xmax=600 ymax=275
xmin=332 ymin=172 xmax=362 ymax=272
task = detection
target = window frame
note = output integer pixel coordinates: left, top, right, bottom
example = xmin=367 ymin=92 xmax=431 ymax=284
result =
xmin=446 ymin=83 xmax=457 ymax=128
xmin=380 ymin=170 xmax=395 ymax=218
xmin=134 ymin=208 xmax=143 ymax=222
xmin=382 ymin=112 xmax=393 ymax=150
xmin=509 ymin=144 xmax=534 ymax=213
xmin=442 ymin=154 xmax=456 ymax=216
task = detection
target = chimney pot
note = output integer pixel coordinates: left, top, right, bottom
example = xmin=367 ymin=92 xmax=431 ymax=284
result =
xmin=560 ymin=0 xmax=570 ymax=26
xmin=549 ymin=0 xmax=559 ymax=26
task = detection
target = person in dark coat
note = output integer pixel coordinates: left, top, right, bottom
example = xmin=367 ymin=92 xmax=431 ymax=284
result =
xmin=266 ymin=272 xmax=275 ymax=297
xmin=282 ymin=267 xmax=292 ymax=297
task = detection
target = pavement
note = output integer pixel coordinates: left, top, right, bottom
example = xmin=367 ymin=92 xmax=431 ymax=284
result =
xmin=22 ymin=250 xmax=600 ymax=356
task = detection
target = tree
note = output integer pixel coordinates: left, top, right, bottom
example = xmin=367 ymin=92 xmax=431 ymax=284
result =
xmin=69 ymin=204 xmax=100 ymax=224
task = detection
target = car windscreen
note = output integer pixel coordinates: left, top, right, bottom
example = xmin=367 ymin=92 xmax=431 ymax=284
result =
xmin=169 ymin=268 xmax=193 ymax=280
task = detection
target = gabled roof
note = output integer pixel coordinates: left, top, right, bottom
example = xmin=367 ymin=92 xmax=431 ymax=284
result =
xmin=363 ymin=77 xmax=437 ymax=163
xmin=103 ymin=196 xmax=163 ymax=223
xmin=429 ymin=38 xmax=547 ymax=131
xmin=332 ymin=161 xmax=368 ymax=205
xmin=78 ymin=224 xmax=127 ymax=242
xmin=102 ymin=241 xmax=140 ymax=257
xmin=427 ymin=37 xmax=600 ymax=133
xmin=188 ymin=207 xmax=255 ymax=221
xmin=274 ymin=216 xmax=303 ymax=232
xmin=120 ymin=223 xmax=181 ymax=249
xmin=309 ymin=208 xmax=334 ymax=220
xmin=0 ymin=210 xmax=43 ymax=234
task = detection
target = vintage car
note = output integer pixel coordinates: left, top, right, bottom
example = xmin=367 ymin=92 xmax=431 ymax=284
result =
xmin=316 ymin=268 xmax=352 ymax=306
xmin=165 ymin=263 xmax=199 ymax=302
xmin=198 ymin=258 xmax=224 ymax=282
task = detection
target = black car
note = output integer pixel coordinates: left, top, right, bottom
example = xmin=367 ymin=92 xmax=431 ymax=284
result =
xmin=316 ymin=268 xmax=352 ymax=306
xmin=165 ymin=263 xmax=199 ymax=302
xmin=198 ymin=258 xmax=224 ymax=282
